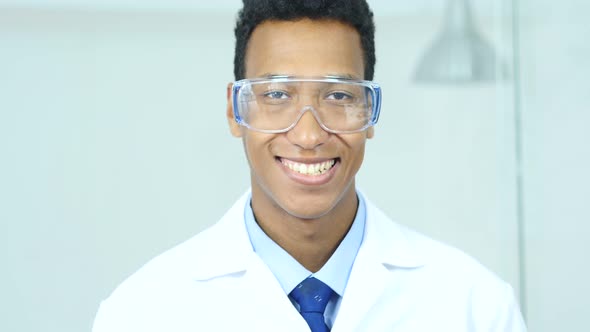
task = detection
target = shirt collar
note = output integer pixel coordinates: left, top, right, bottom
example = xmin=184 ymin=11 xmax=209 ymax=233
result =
xmin=244 ymin=193 xmax=366 ymax=296
xmin=188 ymin=190 xmax=425 ymax=282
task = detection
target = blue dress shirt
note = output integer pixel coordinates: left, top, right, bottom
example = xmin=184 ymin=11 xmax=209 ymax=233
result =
xmin=244 ymin=194 xmax=366 ymax=328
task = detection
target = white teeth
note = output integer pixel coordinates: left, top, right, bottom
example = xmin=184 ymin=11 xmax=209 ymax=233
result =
xmin=300 ymin=164 xmax=307 ymax=174
xmin=281 ymin=159 xmax=336 ymax=176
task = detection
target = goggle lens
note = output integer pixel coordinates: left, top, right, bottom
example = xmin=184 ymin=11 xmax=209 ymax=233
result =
xmin=232 ymin=77 xmax=381 ymax=134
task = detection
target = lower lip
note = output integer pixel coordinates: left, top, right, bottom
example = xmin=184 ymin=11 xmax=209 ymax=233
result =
xmin=276 ymin=158 xmax=339 ymax=186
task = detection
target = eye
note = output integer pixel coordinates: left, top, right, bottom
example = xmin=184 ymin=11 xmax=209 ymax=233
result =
xmin=326 ymin=91 xmax=353 ymax=101
xmin=263 ymin=90 xmax=290 ymax=100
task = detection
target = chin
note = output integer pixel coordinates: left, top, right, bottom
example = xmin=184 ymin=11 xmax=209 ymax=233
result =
xmin=278 ymin=194 xmax=340 ymax=220
xmin=284 ymin=208 xmax=332 ymax=220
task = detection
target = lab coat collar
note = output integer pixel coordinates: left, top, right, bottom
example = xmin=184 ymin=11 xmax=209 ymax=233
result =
xmin=189 ymin=191 xmax=255 ymax=281
xmin=188 ymin=190 xmax=426 ymax=282
xmin=361 ymin=191 xmax=426 ymax=269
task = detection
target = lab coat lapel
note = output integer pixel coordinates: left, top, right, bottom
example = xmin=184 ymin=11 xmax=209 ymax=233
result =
xmin=331 ymin=229 xmax=391 ymax=332
xmin=189 ymin=191 xmax=309 ymax=331
xmin=241 ymin=253 xmax=311 ymax=331
xmin=333 ymin=257 xmax=390 ymax=331
xmin=332 ymin=195 xmax=425 ymax=332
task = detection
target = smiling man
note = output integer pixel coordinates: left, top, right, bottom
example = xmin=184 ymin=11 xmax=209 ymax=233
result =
xmin=93 ymin=1 xmax=527 ymax=331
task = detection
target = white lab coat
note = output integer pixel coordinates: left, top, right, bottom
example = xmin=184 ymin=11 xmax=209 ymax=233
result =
xmin=93 ymin=191 xmax=527 ymax=331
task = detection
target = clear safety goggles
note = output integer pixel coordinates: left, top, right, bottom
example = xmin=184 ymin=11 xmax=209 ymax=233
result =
xmin=231 ymin=76 xmax=382 ymax=134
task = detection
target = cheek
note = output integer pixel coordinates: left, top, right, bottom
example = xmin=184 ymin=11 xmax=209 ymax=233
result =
xmin=353 ymin=145 xmax=366 ymax=165
xmin=335 ymin=137 xmax=366 ymax=173
xmin=242 ymin=134 xmax=275 ymax=168
xmin=240 ymin=136 xmax=257 ymax=169
xmin=344 ymin=136 xmax=367 ymax=154
xmin=348 ymin=138 xmax=368 ymax=167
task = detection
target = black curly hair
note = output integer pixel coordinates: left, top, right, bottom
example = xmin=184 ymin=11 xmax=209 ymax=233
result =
xmin=233 ymin=0 xmax=376 ymax=80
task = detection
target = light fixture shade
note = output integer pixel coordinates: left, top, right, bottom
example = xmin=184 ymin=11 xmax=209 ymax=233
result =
xmin=414 ymin=0 xmax=502 ymax=83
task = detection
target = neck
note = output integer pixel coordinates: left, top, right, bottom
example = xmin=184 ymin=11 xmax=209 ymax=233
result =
xmin=251 ymin=187 xmax=359 ymax=272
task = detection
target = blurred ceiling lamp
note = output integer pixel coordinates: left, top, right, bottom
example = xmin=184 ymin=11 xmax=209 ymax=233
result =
xmin=414 ymin=0 xmax=502 ymax=83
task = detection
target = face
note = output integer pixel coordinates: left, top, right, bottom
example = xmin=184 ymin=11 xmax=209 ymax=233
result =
xmin=227 ymin=19 xmax=374 ymax=220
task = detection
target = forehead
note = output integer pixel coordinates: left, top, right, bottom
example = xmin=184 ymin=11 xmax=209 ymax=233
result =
xmin=244 ymin=19 xmax=365 ymax=79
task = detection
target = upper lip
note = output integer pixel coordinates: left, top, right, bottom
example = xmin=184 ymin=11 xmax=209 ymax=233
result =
xmin=277 ymin=156 xmax=338 ymax=164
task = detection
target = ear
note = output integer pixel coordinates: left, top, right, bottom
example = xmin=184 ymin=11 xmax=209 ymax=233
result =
xmin=366 ymin=126 xmax=374 ymax=139
xmin=226 ymin=82 xmax=243 ymax=137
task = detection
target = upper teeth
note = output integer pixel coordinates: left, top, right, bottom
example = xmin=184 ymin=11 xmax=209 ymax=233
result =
xmin=281 ymin=159 xmax=336 ymax=176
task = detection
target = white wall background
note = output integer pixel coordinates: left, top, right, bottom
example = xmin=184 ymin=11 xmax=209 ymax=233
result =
xmin=0 ymin=1 xmax=588 ymax=331
xmin=518 ymin=1 xmax=590 ymax=330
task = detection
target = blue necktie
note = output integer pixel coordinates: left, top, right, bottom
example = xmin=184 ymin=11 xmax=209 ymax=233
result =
xmin=290 ymin=277 xmax=334 ymax=332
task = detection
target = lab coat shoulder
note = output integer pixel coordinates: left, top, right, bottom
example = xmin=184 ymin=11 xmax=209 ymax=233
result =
xmin=355 ymin=198 xmax=526 ymax=331
xmin=93 ymin=192 xmax=263 ymax=332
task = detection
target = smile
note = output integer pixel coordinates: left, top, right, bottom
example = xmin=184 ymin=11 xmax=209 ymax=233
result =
xmin=279 ymin=158 xmax=337 ymax=176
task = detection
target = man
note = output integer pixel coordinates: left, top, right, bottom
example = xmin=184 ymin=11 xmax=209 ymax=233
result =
xmin=93 ymin=1 xmax=527 ymax=331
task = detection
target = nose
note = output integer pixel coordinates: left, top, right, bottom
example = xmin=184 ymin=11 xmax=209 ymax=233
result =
xmin=286 ymin=107 xmax=329 ymax=149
